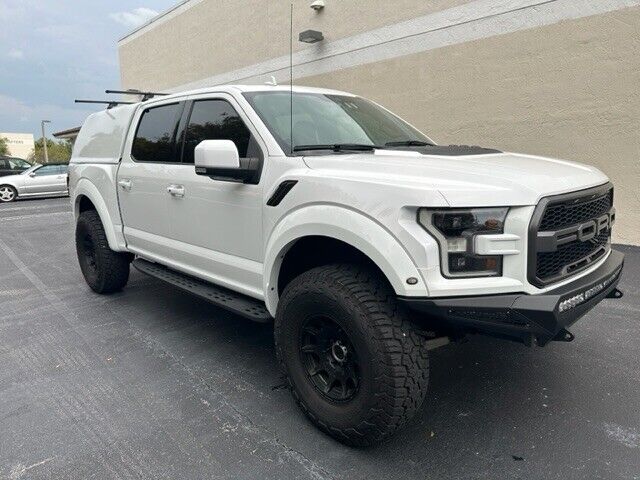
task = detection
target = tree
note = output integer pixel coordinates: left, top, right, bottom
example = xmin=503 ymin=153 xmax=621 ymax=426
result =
xmin=0 ymin=137 xmax=8 ymax=156
xmin=28 ymin=138 xmax=73 ymax=163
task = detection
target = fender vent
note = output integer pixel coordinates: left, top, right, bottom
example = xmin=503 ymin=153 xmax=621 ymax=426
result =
xmin=267 ymin=180 xmax=298 ymax=206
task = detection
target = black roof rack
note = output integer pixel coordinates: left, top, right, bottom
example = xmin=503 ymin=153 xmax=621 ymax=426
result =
xmin=75 ymin=99 xmax=134 ymax=109
xmin=106 ymin=89 xmax=168 ymax=101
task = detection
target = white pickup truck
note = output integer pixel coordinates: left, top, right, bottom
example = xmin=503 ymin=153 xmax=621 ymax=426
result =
xmin=69 ymin=85 xmax=624 ymax=446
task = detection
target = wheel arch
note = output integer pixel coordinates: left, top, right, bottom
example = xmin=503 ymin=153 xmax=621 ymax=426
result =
xmin=72 ymin=179 xmax=123 ymax=251
xmin=264 ymin=205 xmax=428 ymax=315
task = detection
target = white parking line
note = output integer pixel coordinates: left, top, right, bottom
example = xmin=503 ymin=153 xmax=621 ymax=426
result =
xmin=1 ymin=211 xmax=71 ymax=221
xmin=0 ymin=201 xmax=70 ymax=213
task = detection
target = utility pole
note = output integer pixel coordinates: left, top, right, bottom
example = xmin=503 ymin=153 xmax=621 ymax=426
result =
xmin=41 ymin=120 xmax=51 ymax=163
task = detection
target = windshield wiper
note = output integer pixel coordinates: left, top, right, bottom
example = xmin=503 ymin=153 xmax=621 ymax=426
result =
xmin=384 ymin=140 xmax=434 ymax=147
xmin=292 ymin=143 xmax=380 ymax=153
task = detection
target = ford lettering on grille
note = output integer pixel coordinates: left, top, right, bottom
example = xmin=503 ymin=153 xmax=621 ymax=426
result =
xmin=528 ymin=185 xmax=614 ymax=287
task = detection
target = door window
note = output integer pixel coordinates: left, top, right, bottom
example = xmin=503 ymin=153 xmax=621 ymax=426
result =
xmin=33 ymin=165 xmax=58 ymax=176
xmin=182 ymin=100 xmax=255 ymax=164
xmin=132 ymin=103 xmax=183 ymax=162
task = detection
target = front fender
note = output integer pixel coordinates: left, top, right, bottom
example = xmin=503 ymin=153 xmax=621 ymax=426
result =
xmin=0 ymin=177 xmax=23 ymax=194
xmin=263 ymin=204 xmax=428 ymax=316
xmin=72 ymin=178 xmax=126 ymax=251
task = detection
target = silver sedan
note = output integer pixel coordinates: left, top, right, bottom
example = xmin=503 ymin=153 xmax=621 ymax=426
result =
xmin=0 ymin=163 xmax=69 ymax=203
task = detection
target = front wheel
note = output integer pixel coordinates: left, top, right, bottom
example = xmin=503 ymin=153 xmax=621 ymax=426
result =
xmin=275 ymin=264 xmax=430 ymax=446
xmin=76 ymin=210 xmax=131 ymax=293
xmin=0 ymin=185 xmax=17 ymax=203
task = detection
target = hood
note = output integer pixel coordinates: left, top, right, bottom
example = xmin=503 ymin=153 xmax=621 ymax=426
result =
xmin=302 ymin=150 xmax=609 ymax=206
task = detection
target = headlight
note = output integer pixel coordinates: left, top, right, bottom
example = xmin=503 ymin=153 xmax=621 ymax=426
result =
xmin=418 ymin=207 xmax=509 ymax=278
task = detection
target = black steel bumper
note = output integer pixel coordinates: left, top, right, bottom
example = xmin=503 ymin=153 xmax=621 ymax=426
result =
xmin=400 ymin=249 xmax=624 ymax=346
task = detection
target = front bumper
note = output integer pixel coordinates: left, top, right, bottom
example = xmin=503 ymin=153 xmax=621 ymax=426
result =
xmin=400 ymin=249 xmax=624 ymax=346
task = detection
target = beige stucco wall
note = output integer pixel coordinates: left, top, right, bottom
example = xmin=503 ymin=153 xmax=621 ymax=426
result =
xmin=118 ymin=0 xmax=468 ymax=91
xmin=118 ymin=0 xmax=639 ymax=244
xmin=297 ymin=7 xmax=640 ymax=245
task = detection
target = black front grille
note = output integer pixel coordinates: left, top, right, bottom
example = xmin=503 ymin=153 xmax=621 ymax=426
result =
xmin=528 ymin=184 xmax=614 ymax=287
xmin=540 ymin=189 xmax=613 ymax=230
xmin=536 ymin=232 xmax=609 ymax=282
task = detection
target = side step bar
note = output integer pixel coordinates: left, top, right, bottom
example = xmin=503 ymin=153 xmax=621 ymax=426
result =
xmin=132 ymin=258 xmax=273 ymax=323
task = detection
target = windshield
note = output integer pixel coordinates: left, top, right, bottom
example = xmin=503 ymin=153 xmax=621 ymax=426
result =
xmin=243 ymin=91 xmax=432 ymax=155
xmin=6 ymin=157 xmax=31 ymax=169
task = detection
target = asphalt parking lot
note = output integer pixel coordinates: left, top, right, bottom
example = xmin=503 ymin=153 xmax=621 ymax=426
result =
xmin=1 ymin=197 xmax=639 ymax=479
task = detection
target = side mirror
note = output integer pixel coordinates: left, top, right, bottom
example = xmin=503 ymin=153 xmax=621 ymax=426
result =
xmin=28 ymin=172 xmax=36 ymax=177
xmin=194 ymin=140 xmax=258 ymax=183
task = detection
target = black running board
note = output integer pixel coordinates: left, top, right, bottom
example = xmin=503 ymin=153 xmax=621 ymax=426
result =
xmin=132 ymin=258 xmax=272 ymax=323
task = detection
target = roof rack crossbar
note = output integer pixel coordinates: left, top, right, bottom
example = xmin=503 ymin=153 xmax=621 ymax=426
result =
xmin=75 ymin=99 xmax=135 ymax=110
xmin=105 ymin=89 xmax=168 ymax=101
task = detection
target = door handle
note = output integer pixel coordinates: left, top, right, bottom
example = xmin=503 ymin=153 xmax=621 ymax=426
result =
xmin=167 ymin=184 xmax=185 ymax=198
xmin=118 ymin=179 xmax=132 ymax=191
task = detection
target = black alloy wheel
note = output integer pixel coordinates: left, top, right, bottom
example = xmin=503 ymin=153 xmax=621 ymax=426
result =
xmin=300 ymin=316 xmax=360 ymax=402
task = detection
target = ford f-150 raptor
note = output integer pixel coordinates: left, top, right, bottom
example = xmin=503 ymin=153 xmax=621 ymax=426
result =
xmin=69 ymin=85 xmax=624 ymax=446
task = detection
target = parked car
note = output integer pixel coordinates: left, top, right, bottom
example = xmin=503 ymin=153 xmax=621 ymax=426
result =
xmin=0 ymin=163 xmax=69 ymax=203
xmin=69 ymin=85 xmax=624 ymax=446
xmin=0 ymin=156 xmax=32 ymax=177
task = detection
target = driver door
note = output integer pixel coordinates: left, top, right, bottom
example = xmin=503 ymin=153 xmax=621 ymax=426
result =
xmin=24 ymin=165 xmax=65 ymax=194
xmin=160 ymin=94 xmax=265 ymax=297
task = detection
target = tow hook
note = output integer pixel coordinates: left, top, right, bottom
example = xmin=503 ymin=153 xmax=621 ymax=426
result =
xmin=553 ymin=329 xmax=574 ymax=343
xmin=606 ymin=288 xmax=623 ymax=299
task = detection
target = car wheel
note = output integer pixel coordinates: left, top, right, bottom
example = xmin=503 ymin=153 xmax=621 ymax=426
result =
xmin=275 ymin=264 xmax=430 ymax=446
xmin=0 ymin=185 xmax=17 ymax=203
xmin=76 ymin=210 xmax=131 ymax=293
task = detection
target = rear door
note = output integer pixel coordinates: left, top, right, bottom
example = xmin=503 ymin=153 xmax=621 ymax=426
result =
xmin=117 ymin=101 xmax=185 ymax=259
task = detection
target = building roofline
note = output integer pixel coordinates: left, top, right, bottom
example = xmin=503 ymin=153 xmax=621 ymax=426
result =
xmin=53 ymin=127 xmax=81 ymax=138
xmin=118 ymin=0 xmax=198 ymax=44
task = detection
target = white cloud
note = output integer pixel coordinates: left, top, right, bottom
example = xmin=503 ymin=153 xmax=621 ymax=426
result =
xmin=109 ymin=7 xmax=158 ymax=28
xmin=7 ymin=49 xmax=24 ymax=59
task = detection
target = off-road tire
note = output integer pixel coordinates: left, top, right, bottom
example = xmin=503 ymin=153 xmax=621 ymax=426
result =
xmin=76 ymin=210 xmax=130 ymax=294
xmin=275 ymin=264 xmax=430 ymax=446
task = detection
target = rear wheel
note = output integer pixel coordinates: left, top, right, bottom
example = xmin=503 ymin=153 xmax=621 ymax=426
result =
xmin=76 ymin=210 xmax=130 ymax=293
xmin=0 ymin=185 xmax=17 ymax=203
xmin=275 ymin=264 xmax=430 ymax=446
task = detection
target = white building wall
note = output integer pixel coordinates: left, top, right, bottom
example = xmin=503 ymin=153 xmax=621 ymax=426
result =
xmin=1 ymin=132 xmax=35 ymax=160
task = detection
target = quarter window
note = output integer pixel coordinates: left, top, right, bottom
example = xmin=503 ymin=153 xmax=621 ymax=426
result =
xmin=132 ymin=103 xmax=183 ymax=162
xmin=182 ymin=100 xmax=253 ymax=164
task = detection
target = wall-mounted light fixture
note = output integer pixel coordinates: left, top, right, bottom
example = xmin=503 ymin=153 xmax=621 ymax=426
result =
xmin=310 ymin=0 xmax=325 ymax=11
xmin=298 ymin=29 xmax=324 ymax=44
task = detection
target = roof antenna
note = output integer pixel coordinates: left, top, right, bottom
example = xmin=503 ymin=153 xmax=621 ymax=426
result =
xmin=289 ymin=2 xmax=294 ymax=155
